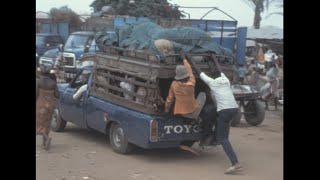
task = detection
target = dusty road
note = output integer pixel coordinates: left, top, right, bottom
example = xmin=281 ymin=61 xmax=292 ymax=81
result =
xmin=36 ymin=107 xmax=283 ymax=180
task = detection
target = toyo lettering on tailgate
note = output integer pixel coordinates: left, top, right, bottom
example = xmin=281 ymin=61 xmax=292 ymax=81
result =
xmin=154 ymin=116 xmax=202 ymax=141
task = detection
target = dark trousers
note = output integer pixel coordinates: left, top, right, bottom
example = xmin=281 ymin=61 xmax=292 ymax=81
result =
xmin=216 ymin=108 xmax=239 ymax=165
xmin=199 ymin=103 xmax=217 ymax=141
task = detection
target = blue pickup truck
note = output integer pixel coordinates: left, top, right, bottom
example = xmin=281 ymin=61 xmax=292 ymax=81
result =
xmin=51 ymin=65 xmax=208 ymax=154
xmin=51 ymin=44 xmax=263 ymax=154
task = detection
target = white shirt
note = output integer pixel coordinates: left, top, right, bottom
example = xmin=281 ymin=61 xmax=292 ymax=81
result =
xmin=200 ymin=72 xmax=238 ymax=112
xmin=264 ymin=51 xmax=278 ymax=62
xmin=73 ymin=84 xmax=88 ymax=100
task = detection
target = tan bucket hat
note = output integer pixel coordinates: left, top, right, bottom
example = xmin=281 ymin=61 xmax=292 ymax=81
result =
xmin=175 ymin=65 xmax=189 ymax=80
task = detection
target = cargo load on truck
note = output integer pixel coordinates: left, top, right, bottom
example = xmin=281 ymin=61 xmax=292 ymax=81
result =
xmin=86 ymin=50 xmax=236 ymax=115
xmin=95 ymin=21 xmax=233 ymax=61
xmin=81 ymin=20 xmax=264 ymax=127
xmin=84 ymin=22 xmax=237 ymax=115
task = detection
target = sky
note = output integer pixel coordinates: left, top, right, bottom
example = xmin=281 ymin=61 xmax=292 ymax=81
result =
xmin=36 ymin=0 xmax=283 ymax=28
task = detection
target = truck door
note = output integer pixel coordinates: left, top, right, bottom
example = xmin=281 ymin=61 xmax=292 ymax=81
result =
xmin=60 ymin=69 xmax=91 ymax=127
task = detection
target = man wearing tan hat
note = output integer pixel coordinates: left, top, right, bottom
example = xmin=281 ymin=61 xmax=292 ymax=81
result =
xmin=165 ymin=52 xmax=206 ymax=121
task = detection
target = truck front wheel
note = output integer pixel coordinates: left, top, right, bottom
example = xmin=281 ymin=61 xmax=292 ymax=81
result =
xmin=51 ymin=108 xmax=67 ymax=132
xmin=109 ymin=123 xmax=133 ymax=154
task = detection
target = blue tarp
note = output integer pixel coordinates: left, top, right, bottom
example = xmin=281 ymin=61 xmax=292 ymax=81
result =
xmin=95 ymin=21 xmax=233 ymax=61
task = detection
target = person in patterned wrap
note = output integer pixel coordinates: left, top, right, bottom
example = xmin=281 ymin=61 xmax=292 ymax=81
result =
xmin=36 ymin=65 xmax=58 ymax=150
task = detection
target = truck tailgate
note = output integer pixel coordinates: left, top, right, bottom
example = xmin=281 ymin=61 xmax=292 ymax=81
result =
xmin=155 ymin=116 xmax=201 ymax=142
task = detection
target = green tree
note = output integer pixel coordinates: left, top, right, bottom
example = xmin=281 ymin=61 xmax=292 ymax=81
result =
xmin=90 ymin=0 xmax=184 ymax=18
xmin=49 ymin=6 xmax=82 ymax=28
xmin=241 ymin=0 xmax=283 ymax=29
xmin=266 ymin=3 xmax=283 ymax=18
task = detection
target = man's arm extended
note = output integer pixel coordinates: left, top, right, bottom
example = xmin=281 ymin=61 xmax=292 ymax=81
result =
xmin=187 ymin=57 xmax=214 ymax=85
xmin=187 ymin=57 xmax=202 ymax=75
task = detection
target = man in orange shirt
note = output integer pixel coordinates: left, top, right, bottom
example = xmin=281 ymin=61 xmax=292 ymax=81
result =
xmin=165 ymin=52 xmax=206 ymax=121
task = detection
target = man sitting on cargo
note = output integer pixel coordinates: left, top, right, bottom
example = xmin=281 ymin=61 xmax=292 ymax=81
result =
xmin=165 ymin=52 xmax=206 ymax=122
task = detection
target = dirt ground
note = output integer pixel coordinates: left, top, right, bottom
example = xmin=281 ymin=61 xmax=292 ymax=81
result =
xmin=36 ymin=105 xmax=283 ymax=180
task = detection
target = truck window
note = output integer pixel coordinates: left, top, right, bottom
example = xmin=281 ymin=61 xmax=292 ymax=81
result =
xmin=47 ymin=36 xmax=63 ymax=46
xmin=36 ymin=36 xmax=45 ymax=46
xmin=65 ymin=35 xmax=92 ymax=49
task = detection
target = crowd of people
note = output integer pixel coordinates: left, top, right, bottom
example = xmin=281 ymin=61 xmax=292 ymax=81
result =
xmin=237 ymin=48 xmax=283 ymax=110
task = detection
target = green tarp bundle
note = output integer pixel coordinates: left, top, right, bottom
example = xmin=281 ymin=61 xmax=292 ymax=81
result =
xmin=95 ymin=21 xmax=233 ymax=61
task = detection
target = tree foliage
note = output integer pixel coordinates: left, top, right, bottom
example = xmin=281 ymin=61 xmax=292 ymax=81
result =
xmin=49 ymin=6 xmax=82 ymax=28
xmin=90 ymin=0 xmax=184 ymax=18
xmin=241 ymin=0 xmax=283 ymax=29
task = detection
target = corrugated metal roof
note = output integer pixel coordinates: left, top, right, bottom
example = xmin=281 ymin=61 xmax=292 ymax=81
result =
xmin=246 ymin=40 xmax=256 ymax=47
xmin=247 ymin=27 xmax=283 ymax=40
xmin=36 ymin=13 xmax=50 ymax=19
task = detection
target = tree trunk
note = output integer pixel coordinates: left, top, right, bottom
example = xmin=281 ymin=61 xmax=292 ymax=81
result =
xmin=253 ymin=3 xmax=262 ymax=29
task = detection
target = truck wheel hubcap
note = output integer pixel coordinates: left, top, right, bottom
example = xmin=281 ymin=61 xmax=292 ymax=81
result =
xmin=113 ymin=127 xmax=124 ymax=148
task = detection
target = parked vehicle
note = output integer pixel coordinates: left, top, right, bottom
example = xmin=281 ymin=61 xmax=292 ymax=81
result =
xmin=53 ymin=31 xmax=113 ymax=81
xmin=37 ymin=31 xmax=98 ymax=71
xmin=38 ymin=49 xmax=59 ymax=69
xmin=231 ymin=84 xmax=264 ymax=126
xmin=58 ymin=32 xmax=101 ymax=69
xmin=36 ymin=33 xmax=64 ymax=56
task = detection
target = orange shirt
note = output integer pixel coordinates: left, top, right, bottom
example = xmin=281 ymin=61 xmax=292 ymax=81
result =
xmin=165 ymin=59 xmax=199 ymax=114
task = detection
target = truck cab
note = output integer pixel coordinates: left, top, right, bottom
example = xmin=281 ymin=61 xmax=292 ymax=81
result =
xmin=58 ymin=32 xmax=97 ymax=75
xmin=39 ymin=31 xmax=99 ymax=72
xmin=56 ymin=31 xmax=114 ymax=79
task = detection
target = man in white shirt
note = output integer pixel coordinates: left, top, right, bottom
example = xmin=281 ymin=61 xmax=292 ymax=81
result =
xmin=188 ymin=58 xmax=243 ymax=174
xmin=264 ymin=50 xmax=278 ymax=71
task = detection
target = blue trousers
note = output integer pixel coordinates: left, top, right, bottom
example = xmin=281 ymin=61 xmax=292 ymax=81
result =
xmin=217 ymin=108 xmax=239 ymax=165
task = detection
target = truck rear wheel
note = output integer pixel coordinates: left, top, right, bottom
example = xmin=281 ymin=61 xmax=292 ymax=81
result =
xmin=109 ymin=123 xmax=133 ymax=154
xmin=51 ymin=108 xmax=67 ymax=132
xmin=244 ymin=100 xmax=265 ymax=126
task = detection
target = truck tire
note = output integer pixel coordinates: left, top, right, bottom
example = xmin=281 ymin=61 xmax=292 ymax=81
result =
xmin=231 ymin=107 xmax=242 ymax=127
xmin=244 ymin=100 xmax=265 ymax=126
xmin=51 ymin=108 xmax=67 ymax=132
xmin=109 ymin=123 xmax=134 ymax=154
